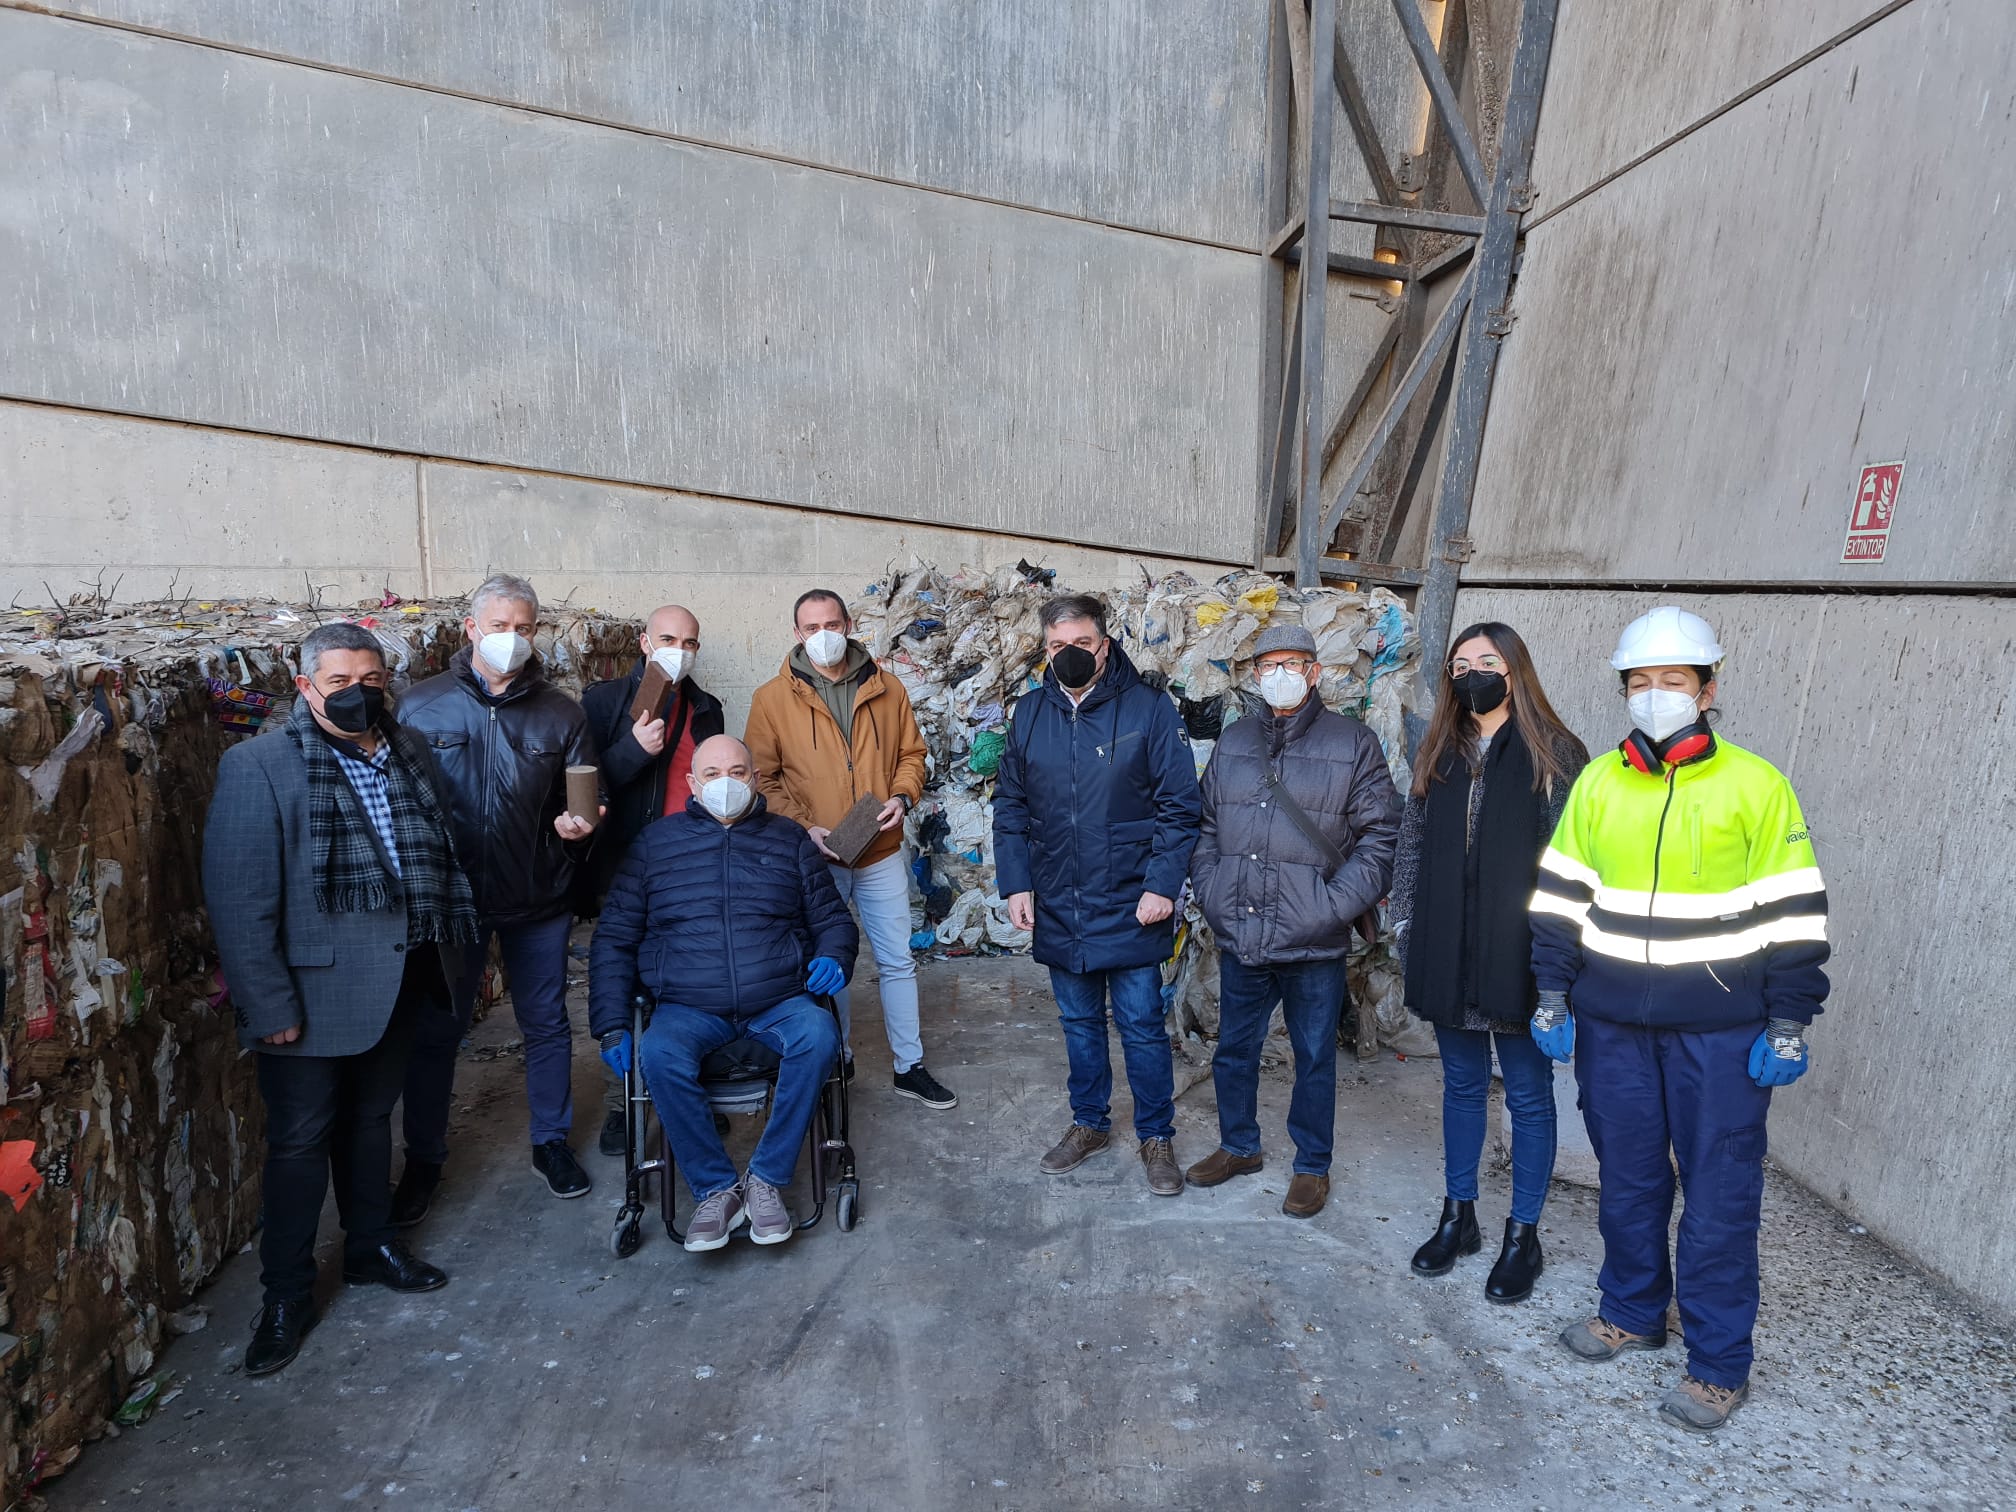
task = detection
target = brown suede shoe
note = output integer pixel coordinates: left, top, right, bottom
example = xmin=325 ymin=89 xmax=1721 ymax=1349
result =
xmin=1281 ymin=1173 xmax=1330 ymax=1218
xmin=1139 ymin=1138 xmax=1183 ymax=1196
xmin=1039 ymin=1124 xmax=1110 ymax=1175
xmin=1185 ymin=1148 xmax=1263 ymax=1188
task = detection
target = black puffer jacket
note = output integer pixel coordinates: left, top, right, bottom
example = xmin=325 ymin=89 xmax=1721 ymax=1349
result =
xmin=576 ymin=662 xmax=726 ymax=914
xmin=1191 ymin=695 xmax=1401 ymax=965
xmin=588 ymin=797 xmax=859 ymax=1035
xmin=399 ymin=649 xmax=597 ymax=926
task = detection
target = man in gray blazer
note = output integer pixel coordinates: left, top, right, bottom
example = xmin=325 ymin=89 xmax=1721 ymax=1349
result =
xmin=204 ymin=623 xmax=481 ymax=1377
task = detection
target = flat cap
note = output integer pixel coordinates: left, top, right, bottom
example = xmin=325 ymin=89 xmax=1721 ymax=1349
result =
xmin=1251 ymin=624 xmax=1318 ymax=659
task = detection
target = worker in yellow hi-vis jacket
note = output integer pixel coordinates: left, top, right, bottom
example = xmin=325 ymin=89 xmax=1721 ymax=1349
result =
xmin=1526 ymin=607 xmax=1830 ymax=1435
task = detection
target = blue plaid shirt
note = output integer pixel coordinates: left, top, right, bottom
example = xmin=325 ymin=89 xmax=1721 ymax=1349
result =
xmin=329 ymin=737 xmax=402 ymax=878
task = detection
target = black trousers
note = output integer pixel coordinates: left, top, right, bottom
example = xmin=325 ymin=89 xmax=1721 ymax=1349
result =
xmin=255 ymin=951 xmax=442 ymax=1306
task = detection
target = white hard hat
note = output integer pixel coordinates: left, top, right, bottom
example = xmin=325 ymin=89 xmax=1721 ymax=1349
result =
xmin=1610 ymin=606 xmax=1725 ymax=672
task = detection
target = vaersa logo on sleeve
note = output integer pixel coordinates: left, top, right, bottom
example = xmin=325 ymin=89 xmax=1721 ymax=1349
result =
xmin=1840 ymin=461 xmax=1903 ymax=563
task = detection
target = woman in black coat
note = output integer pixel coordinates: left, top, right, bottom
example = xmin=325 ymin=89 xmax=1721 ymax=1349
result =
xmin=1389 ymin=622 xmax=1588 ymax=1302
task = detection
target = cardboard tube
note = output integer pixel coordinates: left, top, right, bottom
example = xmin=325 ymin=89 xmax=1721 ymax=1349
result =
xmin=565 ymin=765 xmax=600 ymax=828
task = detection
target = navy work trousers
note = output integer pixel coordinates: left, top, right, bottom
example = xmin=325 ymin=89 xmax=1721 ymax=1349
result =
xmin=1574 ymin=1015 xmax=1773 ymax=1389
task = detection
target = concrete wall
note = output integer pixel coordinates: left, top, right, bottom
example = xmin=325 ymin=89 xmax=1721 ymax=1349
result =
xmin=1463 ymin=0 xmax=2016 ymax=1313
xmin=0 ymin=402 xmax=1201 ymax=723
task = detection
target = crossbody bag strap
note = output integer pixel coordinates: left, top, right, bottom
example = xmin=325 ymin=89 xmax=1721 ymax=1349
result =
xmin=1262 ymin=769 xmax=1346 ymax=880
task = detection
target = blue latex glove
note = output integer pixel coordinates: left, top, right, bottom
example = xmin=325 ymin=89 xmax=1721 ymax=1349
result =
xmin=1747 ymin=1020 xmax=1809 ymax=1087
xmin=805 ymin=956 xmax=845 ymax=996
xmin=598 ymin=1030 xmax=632 ymax=1076
xmin=1530 ymin=990 xmax=1575 ymax=1063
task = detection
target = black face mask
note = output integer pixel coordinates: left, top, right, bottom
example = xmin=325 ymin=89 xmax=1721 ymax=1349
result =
xmin=1453 ymin=670 xmax=1508 ymax=716
xmin=320 ymin=682 xmax=386 ymax=735
xmin=1050 ymin=645 xmax=1099 ymax=690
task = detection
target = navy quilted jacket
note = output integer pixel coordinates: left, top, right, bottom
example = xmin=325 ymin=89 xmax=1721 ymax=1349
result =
xmin=588 ymin=796 xmax=858 ymax=1035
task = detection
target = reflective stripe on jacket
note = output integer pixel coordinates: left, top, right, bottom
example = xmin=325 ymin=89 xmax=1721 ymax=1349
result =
xmin=1528 ymin=735 xmax=1829 ymax=1030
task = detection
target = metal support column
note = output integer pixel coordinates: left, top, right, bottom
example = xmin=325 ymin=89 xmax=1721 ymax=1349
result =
xmin=1293 ymin=0 xmax=1338 ymax=589
xmin=1410 ymin=0 xmax=1561 ymax=681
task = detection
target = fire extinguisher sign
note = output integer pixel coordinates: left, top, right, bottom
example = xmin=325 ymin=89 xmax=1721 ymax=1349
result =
xmin=1840 ymin=460 xmax=1903 ymax=563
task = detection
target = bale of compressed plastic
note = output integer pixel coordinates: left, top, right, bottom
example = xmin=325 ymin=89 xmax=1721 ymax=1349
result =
xmin=0 ymin=595 xmax=638 ymax=1501
xmin=847 ymin=562 xmax=1422 ymax=1055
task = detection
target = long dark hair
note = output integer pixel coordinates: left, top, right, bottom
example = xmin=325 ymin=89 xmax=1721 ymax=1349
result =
xmin=1411 ymin=622 xmax=1582 ymax=799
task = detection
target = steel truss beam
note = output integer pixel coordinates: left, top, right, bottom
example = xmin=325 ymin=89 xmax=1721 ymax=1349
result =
xmin=1255 ymin=0 xmax=1562 ymax=683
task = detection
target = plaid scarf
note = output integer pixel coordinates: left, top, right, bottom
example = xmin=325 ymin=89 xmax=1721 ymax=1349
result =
xmin=287 ymin=699 xmax=480 ymax=945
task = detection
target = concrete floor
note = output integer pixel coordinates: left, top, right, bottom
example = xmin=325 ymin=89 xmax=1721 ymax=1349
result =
xmin=47 ymin=953 xmax=2016 ymax=1511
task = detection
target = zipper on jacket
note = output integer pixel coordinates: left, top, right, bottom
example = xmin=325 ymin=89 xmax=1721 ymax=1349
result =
xmin=1640 ymin=770 xmax=1679 ymax=1024
xmin=485 ymin=703 xmax=499 ymax=879
xmin=1688 ymin=801 xmax=1704 ymax=878
xmin=721 ymin=823 xmax=742 ymax=1008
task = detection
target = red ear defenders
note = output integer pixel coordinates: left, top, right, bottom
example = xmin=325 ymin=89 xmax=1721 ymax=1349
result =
xmin=1619 ymin=721 xmax=1716 ymax=776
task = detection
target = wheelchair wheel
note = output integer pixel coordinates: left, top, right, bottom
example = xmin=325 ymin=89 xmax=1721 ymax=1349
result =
xmin=835 ymin=1180 xmax=860 ymax=1233
xmin=610 ymin=1208 xmax=643 ymax=1259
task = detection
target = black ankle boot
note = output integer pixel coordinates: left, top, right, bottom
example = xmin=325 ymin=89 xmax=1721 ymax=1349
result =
xmin=1485 ymin=1218 xmax=1544 ymax=1303
xmin=1410 ymin=1198 xmax=1482 ymax=1275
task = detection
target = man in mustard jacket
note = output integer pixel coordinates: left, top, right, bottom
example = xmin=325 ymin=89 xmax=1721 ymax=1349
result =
xmin=746 ymin=588 xmax=956 ymax=1110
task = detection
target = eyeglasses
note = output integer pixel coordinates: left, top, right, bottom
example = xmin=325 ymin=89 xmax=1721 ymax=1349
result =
xmin=1257 ymin=658 xmax=1317 ymax=675
xmin=1449 ymin=654 xmax=1506 ymax=677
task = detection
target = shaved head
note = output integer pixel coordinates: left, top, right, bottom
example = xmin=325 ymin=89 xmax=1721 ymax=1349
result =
xmin=693 ymin=734 xmax=750 ymax=773
xmin=641 ymin=604 xmax=700 ymax=654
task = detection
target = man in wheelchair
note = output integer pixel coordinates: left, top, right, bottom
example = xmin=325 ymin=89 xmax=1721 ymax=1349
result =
xmin=589 ymin=736 xmax=860 ymax=1249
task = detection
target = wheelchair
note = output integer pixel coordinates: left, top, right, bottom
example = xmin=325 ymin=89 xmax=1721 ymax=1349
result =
xmin=610 ymin=993 xmax=859 ymax=1257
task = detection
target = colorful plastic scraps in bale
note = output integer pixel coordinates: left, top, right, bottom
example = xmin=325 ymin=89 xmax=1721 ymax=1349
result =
xmin=846 ymin=563 xmax=1422 ymax=1041
xmin=0 ymin=594 xmax=640 ymax=1503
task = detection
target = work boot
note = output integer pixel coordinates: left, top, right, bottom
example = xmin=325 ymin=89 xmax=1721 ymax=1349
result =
xmin=1659 ymin=1375 xmax=1750 ymax=1433
xmin=342 ymin=1240 xmax=448 ymax=1293
xmin=744 ymin=1177 xmax=793 ymax=1246
xmin=1139 ymin=1138 xmax=1183 ymax=1197
xmin=532 ymin=1140 xmax=592 ymax=1198
xmin=1484 ymin=1219 xmax=1544 ymax=1303
xmin=892 ymin=1064 xmax=958 ymax=1109
xmin=1039 ymin=1125 xmax=1110 ymax=1175
xmin=1184 ymin=1148 xmax=1263 ymax=1188
xmin=244 ymin=1298 xmax=320 ymax=1378
xmin=1560 ymin=1315 xmax=1669 ymax=1362
xmin=1410 ymin=1198 xmax=1482 ymax=1275
xmin=684 ymin=1186 xmax=748 ymax=1252
xmin=598 ymin=1108 xmax=627 ymax=1158
xmin=389 ymin=1159 xmax=442 ymax=1229
xmin=1282 ymin=1173 xmax=1330 ymax=1219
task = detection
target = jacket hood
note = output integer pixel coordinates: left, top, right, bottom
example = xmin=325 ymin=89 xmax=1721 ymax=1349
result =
xmin=786 ymin=639 xmax=874 ymax=688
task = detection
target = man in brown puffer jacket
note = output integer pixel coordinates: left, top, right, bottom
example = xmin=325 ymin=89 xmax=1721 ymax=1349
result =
xmin=745 ymin=588 xmax=957 ymax=1111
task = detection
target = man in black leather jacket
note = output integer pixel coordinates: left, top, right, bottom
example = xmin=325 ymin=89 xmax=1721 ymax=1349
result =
xmin=393 ymin=574 xmax=600 ymax=1214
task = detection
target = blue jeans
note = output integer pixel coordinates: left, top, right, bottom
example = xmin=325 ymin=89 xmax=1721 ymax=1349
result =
xmin=637 ymin=995 xmax=840 ymax=1202
xmin=403 ymin=911 xmax=574 ymax=1163
xmin=1048 ymin=965 xmax=1174 ymax=1142
xmin=1435 ymin=1025 xmax=1559 ymax=1224
xmin=1212 ymin=954 xmax=1347 ymax=1176
xmin=1575 ymin=1016 xmax=1773 ymax=1389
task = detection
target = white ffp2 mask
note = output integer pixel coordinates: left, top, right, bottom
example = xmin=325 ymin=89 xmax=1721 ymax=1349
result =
xmin=1258 ymin=667 xmax=1309 ymax=711
xmin=650 ymin=646 xmax=693 ymax=683
xmin=698 ymin=775 xmax=753 ymax=820
xmin=478 ymin=631 xmax=532 ymax=677
xmin=1627 ymin=688 xmax=1702 ymax=743
xmin=802 ymin=628 xmax=847 ymax=667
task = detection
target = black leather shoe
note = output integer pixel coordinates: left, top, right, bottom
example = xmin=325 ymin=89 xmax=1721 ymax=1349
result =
xmin=1410 ymin=1198 xmax=1482 ymax=1276
xmin=533 ymin=1140 xmax=592 ymax=1198
xmin=245 ymin=1298 xmax=320 ymax=1376
xmin=598 ymin=1109 xmax=628 ymax=1158
xmin=343 ymin=1240 xmax=449 ymax=1292
xmin=389 ymin=1159 xmax=442 ymax=1229
xmin=1485 ymin=1219 xmax=1544 ymax=1303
